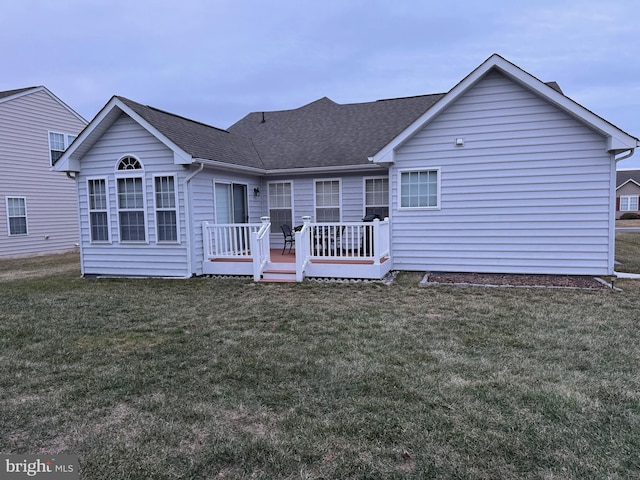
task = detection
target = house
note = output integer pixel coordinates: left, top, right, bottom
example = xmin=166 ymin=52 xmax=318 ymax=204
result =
xmin=616 ymin=170 xmax=640 ymax=218
xmin=0 ymin=86 xmax=87 ymax=258
xmin=53 ymin=54 xmax=639 ymax=281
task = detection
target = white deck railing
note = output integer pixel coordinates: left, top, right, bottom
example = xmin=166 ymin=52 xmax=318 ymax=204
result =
xmin=202 ymin=217 xmax=391 ymax=280
xmin=251 ymin=217 xmax=271 ymax=281
xmin=307 ymin=218 xmax=390 ymax=264
xmin=202 ymin=221 xmax=263 ymax=259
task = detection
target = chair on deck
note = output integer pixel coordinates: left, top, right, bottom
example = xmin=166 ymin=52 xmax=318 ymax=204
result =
xmin=280 ymin=224 xmax=295 ymax=254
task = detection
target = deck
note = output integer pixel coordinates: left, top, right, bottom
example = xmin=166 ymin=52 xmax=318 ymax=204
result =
xmin=202 ymin=218 xmax=392 ymax=282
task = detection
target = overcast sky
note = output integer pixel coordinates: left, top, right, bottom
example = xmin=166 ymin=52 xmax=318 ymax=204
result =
xmin=2 ymin=0 xmax=639 ymax=167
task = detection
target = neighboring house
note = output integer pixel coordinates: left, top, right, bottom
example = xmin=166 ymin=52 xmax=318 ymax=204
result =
xmin=615 ymin=170 xmax=640 ymax=218
xmin=53 ymin=54 xmax=639 ymax=281
xmin=0 ymin=86 xmax=87 ymax=258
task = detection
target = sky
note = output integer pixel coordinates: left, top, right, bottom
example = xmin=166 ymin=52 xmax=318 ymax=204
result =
xmin=2 ymin=0 xmax=639 ymax=167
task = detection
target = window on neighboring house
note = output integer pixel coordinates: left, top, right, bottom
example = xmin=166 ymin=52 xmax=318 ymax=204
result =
xmin=6 ymin=197 xmax=27 ymax=235
xmin=48 ymin=132 xmax=76 ymax=166
xmin=154 ymin=176 xmax=178 ymax=242
xmin=116 ymin=156 xmax=145 ymax=242
xmin=268 ymin=182 xmax=293 ymax=227
xmin=620 ymin=195 xmax=639 ymax=212
xmin=365 ymin=177 xmax=389 ymax=218
xmin=399 ymin=169 xmax=440 ymax=208
xmin=88 ymin=179 xmax=109 ymax=242
xmin=315 ymin=179 xmax=341 ymax=222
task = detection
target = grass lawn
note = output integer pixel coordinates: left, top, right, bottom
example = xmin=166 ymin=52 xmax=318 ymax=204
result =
xmin=1 ymin=247 xmax=639 ymax=479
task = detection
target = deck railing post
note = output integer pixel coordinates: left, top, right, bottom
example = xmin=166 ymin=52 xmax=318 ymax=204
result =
xmin=373 ymin=219 xmax=380 ymax=265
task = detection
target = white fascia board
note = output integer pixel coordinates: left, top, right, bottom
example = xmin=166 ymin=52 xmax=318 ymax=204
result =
xmin=370 ymin=54 xmax=638 ymax=163
xmin=0 ymin=86 xmax=87 ymax=124
xmin=53 ymin=97 xmax=194 ymax=172
xmin=265 ymin=163 xmax=387 ymax=176
xmin=196 ymin=158 xmax=266 ymax=175
xmin=616 ymin=178 xmax=640 ymax=190
xmin=113 ymin=98 xmax=194 ymax=165
xmin=0 ymin=87 xmax=39 ymax=105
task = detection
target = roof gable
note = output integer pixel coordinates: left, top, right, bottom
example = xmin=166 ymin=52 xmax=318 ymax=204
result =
xmin=616 ymin=170 xmax=640 ymax=189
xmin=0 ymin=86 xmax=86 ymax=124
xmin=371 ymin=54 xmax=639 ymax=164
xmin=54 ymin=96 xmax=262 ymax=172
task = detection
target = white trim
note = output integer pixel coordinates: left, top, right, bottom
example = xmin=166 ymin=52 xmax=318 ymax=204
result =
xmin=152 ymin=174 xmax=180 ymax=244
xmin=619 ymin=195 xmax=639 ymax=212
xmin=363 ymin=176 xmax=389 ymax=218
xmin=313 ymin=178 xmax=342 ymax=222
xmin=86 ymin=177 xmax=111 ymax=244
xmin=267 ymin=180 xmax=294 ymax=228
xmin=53 ymin=96 xmax=194 ymax=173
xmin=115 ymin=174 xmax=148 ymax=244
xmin=0 ymin=86 xmax=87 ymax=123
xmin=397 ymin=167 xmax=441 ymax=211
xmin=213 ymin=180 xmax=249 ymax=224
xmin=616 ymin=178 xmax=640 ymax=190
xmin=371 ymin=54 xmax=638 ymax=164
xmin=47 ymin=130 xmax=76 ymax=167
xmin=115 ymin=154 xmax=145 ymax=173
xmin=5 ymin=196 xmax=28 ymax=236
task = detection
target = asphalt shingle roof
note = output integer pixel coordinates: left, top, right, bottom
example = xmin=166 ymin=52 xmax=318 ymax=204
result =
xmin=0 ymin=86 xmax=38 ymax=101
xmin=617 ymin=170 xmax=640 ymax=188
xmin=117 ymin=96 xmax=264 ymax=169
xmin=228 ymin=94 xmax=445 ymax=170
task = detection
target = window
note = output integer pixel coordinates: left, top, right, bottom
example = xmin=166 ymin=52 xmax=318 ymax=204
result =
xmin=48 ymin=132 xmax=76 ymax=165
xmin=6 ymin=197 xmax=27 ymax=235
xmin=315 ymin=179 xmax=341 ymax=222
xmin=268 ymin=182 xmax=293 ymax=227
xmin=154 ymin=176 xmax=178 ymax=242
xmin=88 ymin=179 xmax=109 ymax=242
xmin=399 ymin=169 xmax=440 ymax=209
xmin=365 ymin=177 xmax=389 ymax=218
xmin=620 ymin=195 xmax=639 ymax=212
xmin=117 ymin=177 xmax=146 ymax=241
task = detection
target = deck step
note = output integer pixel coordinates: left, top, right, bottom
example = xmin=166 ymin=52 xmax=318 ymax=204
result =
xmin=260 ymin=262 xmax=297 ymax=282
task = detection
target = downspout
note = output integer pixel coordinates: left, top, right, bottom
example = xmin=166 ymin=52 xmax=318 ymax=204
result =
xmin=611 ymin=147 xmax=636 ymax=275
xmin=614 ymin=149 xmax=635 ymax=163
xmin=183 ymin=162 xmax=205 ymax=277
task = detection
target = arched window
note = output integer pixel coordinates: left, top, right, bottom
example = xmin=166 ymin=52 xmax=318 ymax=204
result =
xmin=116 ymin=155 xmax=143 ymax=171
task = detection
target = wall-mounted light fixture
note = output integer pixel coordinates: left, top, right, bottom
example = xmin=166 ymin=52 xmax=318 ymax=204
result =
xmin=253 ymin=187 xmax=260 ymax=197
xmin=455 ymin=138 xmax=464 ymax=147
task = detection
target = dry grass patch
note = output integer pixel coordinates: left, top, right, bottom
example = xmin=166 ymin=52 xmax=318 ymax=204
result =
xmin=1 ymin=254 xmax=640 ymax=479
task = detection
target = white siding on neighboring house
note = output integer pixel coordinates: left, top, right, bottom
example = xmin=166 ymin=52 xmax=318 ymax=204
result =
xmin=0 ymin=89 xmax=86 ymax=257
xmin=77 ymin=114 xmax=190 ymax=277
xmin=391 ymin=71 xmax=613 ymax=275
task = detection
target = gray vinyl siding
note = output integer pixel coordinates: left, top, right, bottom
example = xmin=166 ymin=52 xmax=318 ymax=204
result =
xmin=391 ymin=71 xmax=614 ymax=275
xmin=77 ymin=114 xmax=189 ymax=277
xmin=264 ymin=173 xmax=381 ymax=249
xmin=0 ymin=90 xmax=86 ymax=257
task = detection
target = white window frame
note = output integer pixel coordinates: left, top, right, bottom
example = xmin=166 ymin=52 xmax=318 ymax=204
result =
xmin=115 ymin=155 xmax=147 ymax=243
xmin=153 ymin=174 xmax=180 ymax=244
xmin=314 ymin=178 xmax=342 ymax=222
xmin=48 ymin=131 xmax=76 ymax=166
xmin=87 ymin=178 xmax=111 ymax=243
xmin=398 ymin=168 xmax=441 ymax=210
xmin=620 ymin=195 xmax=639 ymax=212
xmin=363 ymin=176 xmax=389 ymax=219
xmin=6 ymin=196 xmax=28 ymax=236
xmin=267 ymin=181 xmax=294 ymax=228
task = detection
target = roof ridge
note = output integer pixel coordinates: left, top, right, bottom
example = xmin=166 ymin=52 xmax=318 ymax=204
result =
xmin=116 ymin=96 xmax=230 ymax=134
